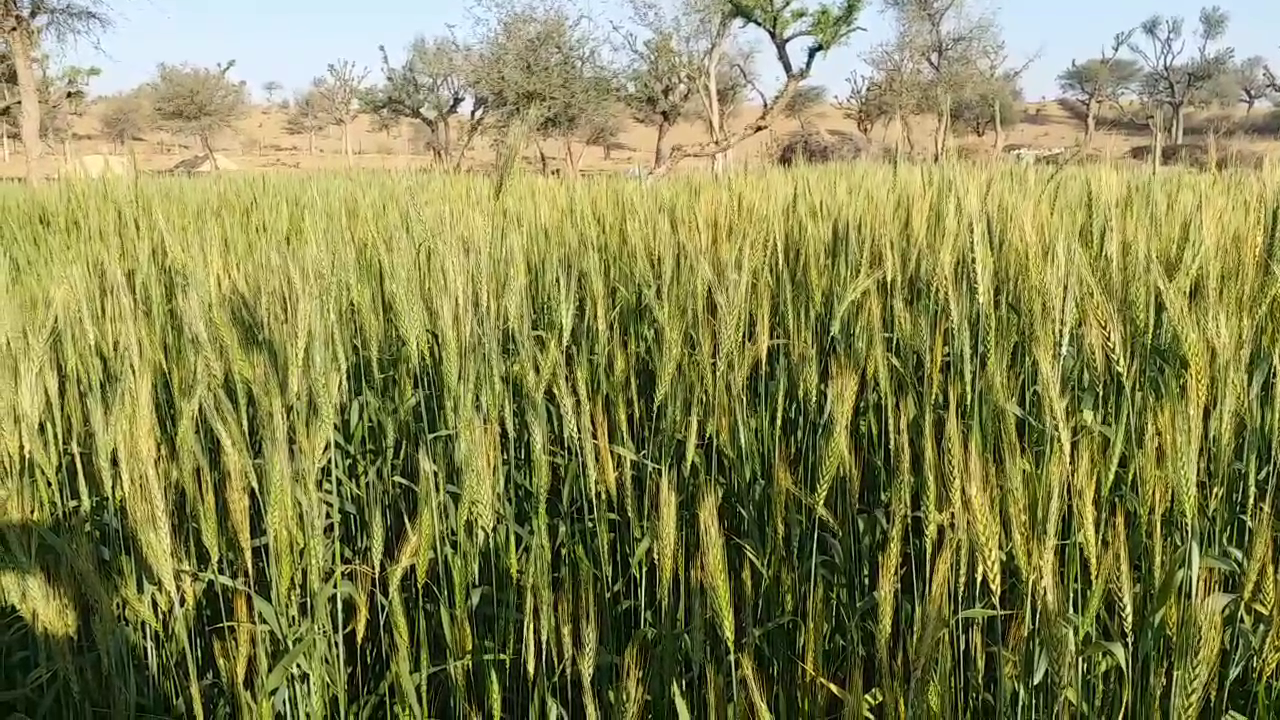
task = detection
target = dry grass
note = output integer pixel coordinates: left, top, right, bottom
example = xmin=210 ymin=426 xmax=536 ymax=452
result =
xmin=1 ymin=165 xmax=1279 ymax=717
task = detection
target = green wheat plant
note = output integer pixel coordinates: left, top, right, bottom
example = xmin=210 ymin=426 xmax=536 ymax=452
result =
xmin=0 ymin=164 xmax=1278 ymax=718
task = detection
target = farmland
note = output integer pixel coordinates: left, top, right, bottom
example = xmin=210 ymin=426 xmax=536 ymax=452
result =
xmin=1 ymin=165 xmax=1279 ymax=718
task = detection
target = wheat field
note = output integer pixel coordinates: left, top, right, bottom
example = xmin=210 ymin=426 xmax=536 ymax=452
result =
xmin=1 ymin=166 xmax=1278 ymax=718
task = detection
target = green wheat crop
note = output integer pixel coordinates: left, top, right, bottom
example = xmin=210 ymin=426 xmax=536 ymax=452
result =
xmin=1 ymin=165 xmax=1278 ymax=718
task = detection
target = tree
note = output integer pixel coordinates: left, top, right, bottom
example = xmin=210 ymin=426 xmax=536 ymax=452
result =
xmin=469 ymin=0 xmax=617 ymax=176
xmin=835 ymin=71 xmax=890 ymax=140
xmin=1 ymin=53 xmax=98 ymax=160
xmin=1057 ymin=36 xmax=1141 ymax=149
xmin=314 ymin=59 xmax=369 ymax=164
xmin=150 ymin=60 xmax=248 ymax=170
xmin=1189 ymin=68 xmax=1241 ymax=111
xmin=1125 ymin=6 xmax=1234 ymax=144
xmin=860 ymin=36 xmax=926 ymax=157
xmin=261 ymin=80 xmax=283 ymax=105
xmin=580 ymin=112 xmax=625 ymax=160
xmin=367 ymin=106 xmax=401 ymax=138
xmin=950 ymin=74 xmax=1021 ymax=138
xmin=363 ymin=33 xmax=480 ymax=166
xmin=96 ymin=89 xmax=151 ymax=152
xmin=683 ymin=44 xmax=753 ymax=162
xmin=779 ymin=82 xmax=828 ymax=127
xmin=0 ymin=0 xmax=112 ymax=183
xmin=648 ymin=0 xmax=866 ymax=177
xmin=41 ymin=63 xmax=98 ymax=160
xmin=283 ymin=86 xmax=325 ymax=154
xmin=1233 ymin=56 xmax=1269 ymax=115
xmin=615 ymin=27 xmax=694 ymax=168
xmin=618 ymin=0 xmax=740 ymax=173
xmin=880 ymin=0 xmax=1008 ymax=161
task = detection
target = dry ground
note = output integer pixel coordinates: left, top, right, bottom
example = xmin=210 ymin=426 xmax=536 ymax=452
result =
xmin=2 ymin=99 xmax=1278 ymax=178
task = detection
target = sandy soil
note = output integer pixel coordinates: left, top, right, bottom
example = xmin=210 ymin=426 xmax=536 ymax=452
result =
xmin=1 ymin=100 xmax=1275 ymax=178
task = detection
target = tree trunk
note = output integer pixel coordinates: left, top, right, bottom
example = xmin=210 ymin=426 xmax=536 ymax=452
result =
xmin=892 ymin=109 xmax=904 ymax=162
xmin=440 ymin=119 xmax=453 ymax=160
xmin=1148 ymin=109 xmax=1162 ymax=172
xmin=933 ymin=95 xmax=951 ymax=162
xmin=341 ymin=123 xmax=352 ymax=165
xmin=535 ymin=141 xmax=550 ymax=176
xmin=2 ymin=124 xmax=9 ymax=163
xmin=1172 ymin=106 xmax=1185 ymax=145
xmin=992 ymin=97 xmax=1004 ymax=156
xmin=706 ymin=43 xmax=726 ymax=175
xmin=7 ymin=27 xmax=44 ymax=185
xmin=201 ymin=135 xmax=219 ymax=171
xmin=652 ymin=122 xmax=670 ymax=170
xmin=563 ymin=138 xmax=580 ymax=177
xmin=451 ymin=122 xmax=482 ymax=171
xmin=307 ymin=131 xmax=315 ymax=155
xmin=1083 ymin=101 xmax=1098 ymax=150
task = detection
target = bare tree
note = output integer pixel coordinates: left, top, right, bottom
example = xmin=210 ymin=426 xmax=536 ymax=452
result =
xmin=96 ymin=89 xmax=151 ymax=153
xmin=364 ymin=33 xmax=481 ymax=166
xmin=861 ymin=36 xmax=926 ymax=158
xmin=261 ymin=80 xmax=283 ymax=106
xmin=1125 ymin=6 xmax=1234 ymax=145
xmin=150 ymin=60 xmax=248 ymax=170
xmin=683 ymin=44 xmax=753 ymax=165
xmin=0 ymin=0 xmax=112 ymax=183
xmin=835 ymin=71 xmax=890 ymax=140
xmin=648 ymin=0 xmax=866 ymax=177
xmin=314 ymin=59 xmax=369 ymax=164
xmin=1233 ymin=56 xmax=1269 ymax=115
xmin=1056 ymin=33 xmax=1140 ymax=149
xmin=283 ymin=86 xmax=326 ymax=154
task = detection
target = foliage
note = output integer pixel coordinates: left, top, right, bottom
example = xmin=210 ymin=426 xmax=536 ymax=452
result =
xmin=2 ymin=165 xmax=1280 ymax=718
xmin=261 ymin=79 xmax=283 ymax=104
xmin=836 ymin=71 xmax=891 ymax=138
xmin=283 ymin=86 xmax=327 ymax=152
xmin=149 ymin=60 xmax=248 ymax=147
xmin=313 ymin=59 xmax=369 ymax=127
xmin=578 ymin=111 xmax=625 ymax=156
xmin=1057 ymin=56 xmax=1143 ymax=108
xmin=0 ymin=0 xmax=113 ymax=43
xmin=1231 ymin=55 xmax=1271 ymax=113
xmin=778 ymin=82 xmax=828 ymax=123
xmin=950 ymin=75 xmax=1023 ymax=136
xmin=363 ymin=34 xmax=477 ymax=160
xmin=469 ymin=0 xmax=616 ymax=140
xmin=95 ymin=89 xmax=152 ymax=145
xmin=617 ymin=28 xmax=693 ymax=131
xmin=1125 ymin=6 xmax=1234 ymax=141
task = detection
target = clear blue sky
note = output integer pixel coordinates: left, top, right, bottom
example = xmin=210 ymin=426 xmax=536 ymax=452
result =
xmin=67 ymin=0 xmax=1280 ymax=102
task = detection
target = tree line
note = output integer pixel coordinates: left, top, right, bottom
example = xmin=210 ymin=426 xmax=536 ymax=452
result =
xmin=1 ymin=0 xmax=1277 ymax=184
